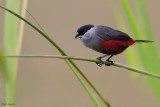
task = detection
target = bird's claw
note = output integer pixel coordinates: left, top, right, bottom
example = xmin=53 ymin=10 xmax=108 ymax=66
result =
xmin=96 ymin=56 xmax=114 ymax=67
xmin=96 ymin=58 xmax=104 ymax=67
xmin=96 ymin=62 xmax=104 ymax=67
xmin=105 ymin=60 xmax=114 ymax=66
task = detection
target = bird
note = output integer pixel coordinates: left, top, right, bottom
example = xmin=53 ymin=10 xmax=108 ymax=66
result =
xmin=75 ymin=24 xmax=152 ymax=66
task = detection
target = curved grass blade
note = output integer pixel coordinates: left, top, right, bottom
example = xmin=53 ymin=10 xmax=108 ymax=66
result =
xmin=0 ymin=6 xmax=110 ymax=107
xmin=65 ymin=60 xmax=101 ymax=107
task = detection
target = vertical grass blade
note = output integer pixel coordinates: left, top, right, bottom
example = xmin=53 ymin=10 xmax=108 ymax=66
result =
xmin=4 ymin=0 xmax=20 ymax=106
xmin=121 ymin=0 xmax=160 ymax=100
xmin=16 ymin=0 xmax=28 ymax=55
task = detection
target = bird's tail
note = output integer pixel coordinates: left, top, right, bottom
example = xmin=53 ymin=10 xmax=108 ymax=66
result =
xmin=136 ymin=40 xmax=153 ymax=43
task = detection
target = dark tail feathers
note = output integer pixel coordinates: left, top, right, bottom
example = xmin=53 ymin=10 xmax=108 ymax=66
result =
xmin=136 ymin=40 xmax=153 ymax=43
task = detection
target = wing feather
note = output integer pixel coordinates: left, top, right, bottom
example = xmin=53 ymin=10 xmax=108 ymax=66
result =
xmin=95 ymin=25 xmax=131 ymax=41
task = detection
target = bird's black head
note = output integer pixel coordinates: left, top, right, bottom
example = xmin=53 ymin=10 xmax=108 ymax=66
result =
xmin=75 ymin=24 xmax=94 ymax=38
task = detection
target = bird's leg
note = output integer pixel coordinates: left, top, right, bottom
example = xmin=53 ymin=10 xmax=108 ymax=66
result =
xmin=105 ymin=55 xmax=114 ymax=66
xmin=96 ymin=54 xmax=109 ymax=67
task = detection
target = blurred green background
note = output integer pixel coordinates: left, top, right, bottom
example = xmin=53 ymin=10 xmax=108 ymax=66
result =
xmin=0 ymin=0 xmax=160 ymax=107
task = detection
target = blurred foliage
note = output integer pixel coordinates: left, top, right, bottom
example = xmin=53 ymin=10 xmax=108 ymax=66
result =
xmin=0 ymin=50 xmax=7 ymax=82
xmin=4 ymin=0 xmax=20 ymax=106
xmin=116 ymin=0 xmax=160 ymax=100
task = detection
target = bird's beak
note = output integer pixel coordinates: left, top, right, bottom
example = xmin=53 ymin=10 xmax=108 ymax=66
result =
xmin=75 ymin=32 xmax=80 ymax=39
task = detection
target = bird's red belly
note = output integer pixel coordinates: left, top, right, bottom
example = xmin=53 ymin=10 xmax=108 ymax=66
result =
xmin=101 ymin=39 xmax=136 ymax=55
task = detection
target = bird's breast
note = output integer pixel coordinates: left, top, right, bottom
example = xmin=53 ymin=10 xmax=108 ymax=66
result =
xmin=80 ymin=36 xmax=106 ymax=53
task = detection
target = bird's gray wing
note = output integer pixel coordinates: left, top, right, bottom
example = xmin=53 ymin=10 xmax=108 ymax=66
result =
xmin=95 ymin=25 xmax=131 ymax=41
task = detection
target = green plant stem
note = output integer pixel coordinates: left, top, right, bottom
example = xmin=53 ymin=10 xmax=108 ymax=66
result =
xmin=7 ymin=55 xmax=160 ymax=80
xmin=0 ymin=6 xmax=110 ymax=107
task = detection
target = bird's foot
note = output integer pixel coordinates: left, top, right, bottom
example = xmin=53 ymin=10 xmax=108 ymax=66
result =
xmin=105 ymin=60 xmax=114 ymax=66
xmin=96 ymin=57 xmax=104 ymax=67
